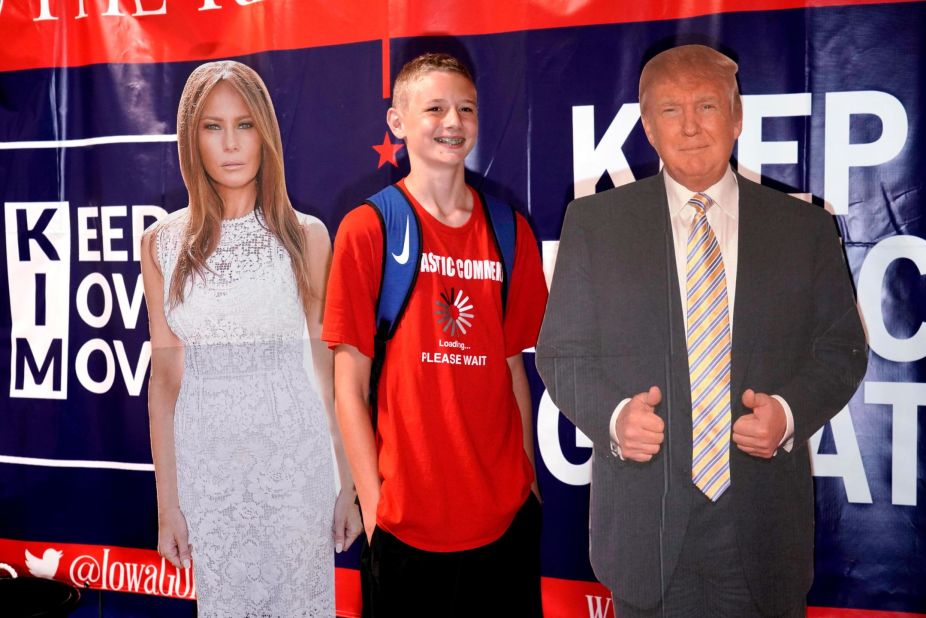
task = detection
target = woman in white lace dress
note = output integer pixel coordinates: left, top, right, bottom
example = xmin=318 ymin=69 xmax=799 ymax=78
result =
xmin=140 ymin=61 xmax=361 ymax=617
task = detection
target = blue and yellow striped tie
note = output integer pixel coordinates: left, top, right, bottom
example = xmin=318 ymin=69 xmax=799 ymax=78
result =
xmin=686 ymin=193 xmax=731 ymax=501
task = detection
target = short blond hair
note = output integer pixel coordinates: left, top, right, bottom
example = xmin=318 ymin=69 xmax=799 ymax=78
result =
xmin=391 ymin=53 xmax=475 ymax=109
xmin=639 ymin=45 xmax=741 ymax=117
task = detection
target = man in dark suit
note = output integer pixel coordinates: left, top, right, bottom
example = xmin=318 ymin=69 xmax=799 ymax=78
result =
xmin=536 ymin=44 xmax=867 ymax=616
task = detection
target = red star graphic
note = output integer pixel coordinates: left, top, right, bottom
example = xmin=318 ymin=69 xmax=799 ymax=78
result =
xmin=372 ymin=132 xmax=404 ymax=168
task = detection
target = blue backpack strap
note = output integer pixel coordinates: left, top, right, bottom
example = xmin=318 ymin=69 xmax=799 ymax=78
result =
xmin=366 ymin=184 xmax=422 ymax=340
xmin=477 ymin=189 xmax=517 ymax=315
xmin=364 ymin=184 xmax=422 ymax=431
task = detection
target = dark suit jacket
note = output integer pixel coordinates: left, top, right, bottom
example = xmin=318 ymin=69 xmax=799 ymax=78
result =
xmin=535 ymin=172 xmax=867 ymax=613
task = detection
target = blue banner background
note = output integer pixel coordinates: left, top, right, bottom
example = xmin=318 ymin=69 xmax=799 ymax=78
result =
xmin=1 ymin=2 xmax=923 ymax=615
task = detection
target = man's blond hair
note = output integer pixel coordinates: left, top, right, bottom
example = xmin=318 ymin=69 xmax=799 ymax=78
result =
xmin=639 ymin=45 xmax=741 ymax=117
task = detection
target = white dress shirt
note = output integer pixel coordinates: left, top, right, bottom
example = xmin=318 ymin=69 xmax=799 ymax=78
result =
xmin=608 ymin=166 xmax=794 ymax=457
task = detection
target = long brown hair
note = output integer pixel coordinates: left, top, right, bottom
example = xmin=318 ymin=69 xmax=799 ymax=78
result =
xmin=169 ymin=60 xmax=313 ymax=317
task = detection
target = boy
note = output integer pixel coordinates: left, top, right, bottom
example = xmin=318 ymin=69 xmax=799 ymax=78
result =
xmin=323 ymin=53 xmax=547 ymax=615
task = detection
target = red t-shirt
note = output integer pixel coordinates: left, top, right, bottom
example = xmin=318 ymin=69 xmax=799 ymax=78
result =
xmin=323 ymin=181 xmax=548 ymax=551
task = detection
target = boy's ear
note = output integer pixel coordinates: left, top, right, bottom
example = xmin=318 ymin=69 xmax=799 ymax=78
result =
xmin=386 ymin=107 xmax=405 ymax=139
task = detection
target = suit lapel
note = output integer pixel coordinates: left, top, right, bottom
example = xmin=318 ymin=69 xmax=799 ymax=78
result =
xmin=658 ymin=182 xmax=689 ymax=382
xmin=645 ymin=173 xmax=693 ymax=468
xmin=638 ymin=172 xmax=688 ymax=365
xmin=730 ymin=174 xmax=775 ymax=402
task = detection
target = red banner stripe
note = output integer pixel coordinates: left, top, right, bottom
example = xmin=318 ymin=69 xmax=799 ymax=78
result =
xmin=387 ymin=0 xmax=920 ymax=39
xmin=807 ymin=610 xmax=926 ymax=618
xmin=0 ymin=0 xmax=387 ymax=73
xmin=0 ymin=538 xmax=196 ymax=599
xmin=1 ymin=540 xmax=922 ymax=617
xmin=336 ymin=567 xmax=362 ymax=618
xmin=0 ymin=0 xmax=919 ymax=73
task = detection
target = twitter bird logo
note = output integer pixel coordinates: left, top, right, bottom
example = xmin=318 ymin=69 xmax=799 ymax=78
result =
xmin=24 ymin=548 xmax=63 ymax=579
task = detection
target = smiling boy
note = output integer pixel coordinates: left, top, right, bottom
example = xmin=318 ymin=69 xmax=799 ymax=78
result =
xmin=323 ymin=53 xmax=547 ymax=615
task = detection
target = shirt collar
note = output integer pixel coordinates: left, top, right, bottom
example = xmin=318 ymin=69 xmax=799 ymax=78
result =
xmin=664 ymin=165 xmax=739 ymax=222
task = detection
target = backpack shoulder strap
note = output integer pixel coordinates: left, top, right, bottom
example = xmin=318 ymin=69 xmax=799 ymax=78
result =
xmin=365 ymin=184 xmax=422 ymax=340
xmin=477 ymin=189 xmax=517 ymax=314
xmin=364 ymin=184 xmax=422 ymax=432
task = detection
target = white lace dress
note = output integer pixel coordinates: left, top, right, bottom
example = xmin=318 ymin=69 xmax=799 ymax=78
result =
xmin=153 ymin=208 xmax=335 ymax=617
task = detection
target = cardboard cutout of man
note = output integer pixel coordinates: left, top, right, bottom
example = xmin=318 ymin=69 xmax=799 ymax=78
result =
xmin=536 ymin=44 xmax=867 ymax=616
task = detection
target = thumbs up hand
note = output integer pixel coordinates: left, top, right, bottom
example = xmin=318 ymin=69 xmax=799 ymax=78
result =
xmin=613 ymin=386 xmax=665 ymax=462
xmin=732 ymin=389 xmax=787 ymax=459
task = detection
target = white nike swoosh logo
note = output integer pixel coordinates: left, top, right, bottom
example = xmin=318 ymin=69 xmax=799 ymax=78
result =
xmin=391 ymin=217 xmax=410 ymax=264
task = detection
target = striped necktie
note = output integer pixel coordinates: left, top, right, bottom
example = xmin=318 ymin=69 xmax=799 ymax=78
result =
xmin=686 ymin=192 xmax=731 ymax=501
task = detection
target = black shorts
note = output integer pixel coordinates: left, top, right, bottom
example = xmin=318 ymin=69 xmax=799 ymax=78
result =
xmin=360 ymin=494 xmax=542 ymax=617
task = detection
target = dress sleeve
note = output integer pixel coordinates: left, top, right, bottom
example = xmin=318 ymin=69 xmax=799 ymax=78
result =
xmin=143 ymin=208 xmax=185 ymax=282
xmin=503 ymin=212 xmax=549 ymax=357
xmin=321 ymin=205 xmax=383 ymax=359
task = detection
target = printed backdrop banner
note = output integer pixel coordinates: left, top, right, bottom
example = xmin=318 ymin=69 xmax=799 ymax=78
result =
xmin=1 ymin=1 xmax=924 ymax=616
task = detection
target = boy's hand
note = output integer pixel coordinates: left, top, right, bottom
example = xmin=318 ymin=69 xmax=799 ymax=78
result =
xmin=333 ymin=345 xmax=381 ymax=545
xmin=333 ymin=487 xmax=363 ymax=553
